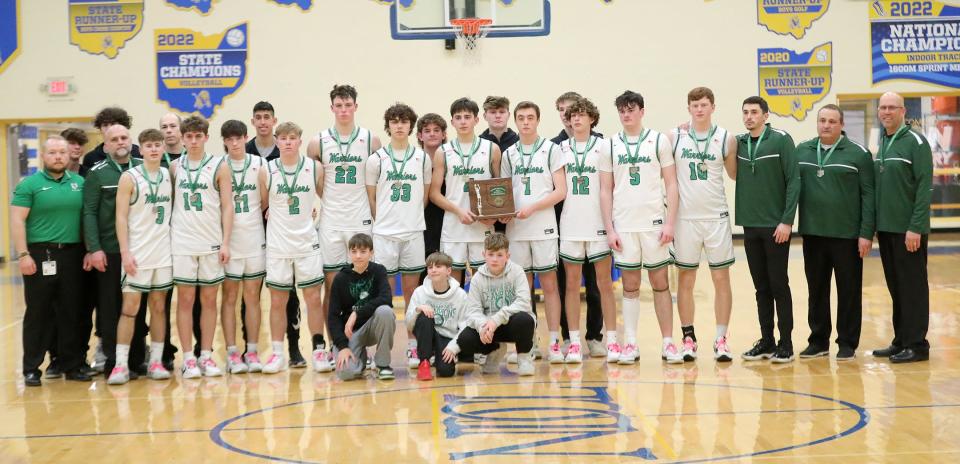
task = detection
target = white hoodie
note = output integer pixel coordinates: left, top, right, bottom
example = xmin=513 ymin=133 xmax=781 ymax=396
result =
xmin=405 ymin=276 xmax=471 ymax=340
xmin=462 ymin=260 xmax=533 ymax=330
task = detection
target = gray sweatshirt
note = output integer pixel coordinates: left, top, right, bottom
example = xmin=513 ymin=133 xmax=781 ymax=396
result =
xmin=462 ymin=260 xmax=532 ymax=329
xmin=405 ymin=276 xmax=471 ymax=339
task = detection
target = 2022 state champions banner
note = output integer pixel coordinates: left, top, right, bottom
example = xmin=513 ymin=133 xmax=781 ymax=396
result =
xmin=155 ymin=23 xmax=248 ymax=118
xmin=0 ymin=0 xmax=20 ymax=75
xmin=758 ymin=42 xmax=832 ymax=120
xmin=757 ymin=0 xmax=830 ymax=39
xmin=871 ymin=0 xmax=960 ymax=88
xmin=69 ymin=0 xmax=144 ymax=59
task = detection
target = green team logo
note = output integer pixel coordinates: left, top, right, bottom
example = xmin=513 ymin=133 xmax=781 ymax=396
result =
xmin=489 ymin=185 xmax=507 ymax=207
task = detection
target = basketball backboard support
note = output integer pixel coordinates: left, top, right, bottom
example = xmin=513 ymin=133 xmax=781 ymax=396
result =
xmin=390 ymin=0 xmax=550 ymax=40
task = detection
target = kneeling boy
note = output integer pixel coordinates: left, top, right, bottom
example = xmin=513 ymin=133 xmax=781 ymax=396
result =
xmin=406 ymin=252 xmax=470 ymax=380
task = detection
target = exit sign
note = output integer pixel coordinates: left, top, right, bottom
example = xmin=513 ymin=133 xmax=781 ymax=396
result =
xmin=43 ymin=78 xmax=74 ymax=97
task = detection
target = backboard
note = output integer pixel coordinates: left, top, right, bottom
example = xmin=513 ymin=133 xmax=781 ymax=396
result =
xmin=390 ymin=0 xmax=550 ymax=40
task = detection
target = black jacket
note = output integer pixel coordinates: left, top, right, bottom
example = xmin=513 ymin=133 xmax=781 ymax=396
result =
xmin=245 ymin=138 xmax=280 ymax=161
xmin=327 ymin=262 xmax=393 ymax=350
xmin=81 ymin=143 xmax=141 ymax=176
xmin=480 ymin=128 xmax=520 ymax=153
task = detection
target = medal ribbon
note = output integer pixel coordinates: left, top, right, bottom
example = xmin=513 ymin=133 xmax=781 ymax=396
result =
xmin=816 ymin=136 xmax=844 ymax=171
xmin=278 ymin=156 xmax=305 ymax=201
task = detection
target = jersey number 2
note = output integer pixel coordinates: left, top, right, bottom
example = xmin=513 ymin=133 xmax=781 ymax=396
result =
xmin=571 ymin=175 xmax=590 ymax=195
xmin=335 ymin=165 xmax=357 ymax=184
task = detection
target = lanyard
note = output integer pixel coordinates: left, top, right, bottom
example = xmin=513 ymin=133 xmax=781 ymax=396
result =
xmin=229 ymin=154 xmax=252 ymax=193
xmin=108 ymin=156 xmax=139 ymax=174
xmin=139 ymin=165 xmax=163 ymax=202
xmin=517 ymin=137 xmax=543 ymax=174
xmin=278 ymin=156 xmax=305 ymax=199
xmin=816 ymin=136 xmax=843 ymax=169
xmin=619 ymin=129 xmax=650 ymax=161
xmin=688 ymin=124 xmax=718 ymax=157
xmin=181 ymin=154 xmax=210 ymax=192
xmin=452 ymin=137 xmax=481 ymax=171
xmin=570 ymin=135 xmax=595 ymax=175
xmin=746 ymin=125 xmax=768 ymax=170
xmin=878 ymin=125 xmax=909 ymax=164
xmin=385 ymin=144 xmax=414 ymax=176
xmin=163 ymin=149 xmax=185 ymax=167
xmin=330 ymin=127 xmax=360 ymax=158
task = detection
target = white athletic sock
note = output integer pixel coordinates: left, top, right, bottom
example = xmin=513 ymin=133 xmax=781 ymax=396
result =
xmin=226 ymin=345 xmax=238 ymax=355
xmin=246 ymin=342 xmax=258 ymax=353
xmin=622 ymin=296 xmax=641 ymax=345
xmin=569 ymin=331 xmax=581 ymax=345
xmin=272 ymin=341 xmax=284 ymax=357
xmin=663 ymin=337 xmax=674 ymax=347
xmin=200 ymin=350 xmax=212 ymax=361
xmin=116 ymin=344 xmax=130 ymax=367
xmin=716 ymin=325 xmax=728 ymax=340
xmin=549 ymin=331 xmax=560 ymax=345
xmin=606 ymin=331 xmax=618 ymax=346
xmin=149 ymin=342 xmax=163 ymax=364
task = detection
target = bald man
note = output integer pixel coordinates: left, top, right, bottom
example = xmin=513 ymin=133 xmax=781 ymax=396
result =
xmin=83 ymin=124 xmax=149 ymax=378
xmin=160 ymin=113 xmax=186 ymax=166
xmin=871 ymin=92 xmax=932 ymax=363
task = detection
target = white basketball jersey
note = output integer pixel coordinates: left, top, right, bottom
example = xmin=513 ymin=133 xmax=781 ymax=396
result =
xmin=227 ymin=154 xmax=266 ymax=259
xmin=172 ymin=154 xmax=224 ymax=256
xmin=501 ymin=138 xmax=563 ymax=241
xmin=365 ymin=145 xmax=432 ymax=236
xmin=125 ymin=166 xmax=172 ymax=269
xmin=559 ymin=137 xmax=609 ymax=241
xmin=319 ymin=127 xmax=374 ymax=231
xmin=266 ymin=157 xmax=321 ymax=258
xmin=599 ymin=130 xmax=674 ymax=232
xmin=672 ymin=126 xmax=731 ymax=220
xmin=440 ymin=137 xmax=495 ymax=243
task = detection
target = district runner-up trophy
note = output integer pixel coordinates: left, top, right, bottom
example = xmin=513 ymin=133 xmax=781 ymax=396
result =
xmin=467 ymin=177 xmax=516 ymax=220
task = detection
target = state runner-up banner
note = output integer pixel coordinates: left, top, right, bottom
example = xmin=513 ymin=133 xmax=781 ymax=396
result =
xmin=757 ymin=42 xmax=832 ymax=120
xmin=155 ymin=23 xmax=248 ymax=118
xmin=69 ymin=0 xmax=144 ymax=58
xmin=870 ymin=0 xmax=960 ymax=88
xmin=757 ymin=0 xmax=830 ymax=39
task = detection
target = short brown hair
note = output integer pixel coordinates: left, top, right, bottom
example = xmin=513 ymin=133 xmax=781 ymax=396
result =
xmin=513 ymin=101 xmax=540 ymax=119
xmin=330 ymin=84 xmax=358 ymax=102
xmin=425 ymin=252 xmax=453 ymax=269
xmin=61 ymin=128 xmax=89 ymax=146
xmin=384 ymin=103 xmax=418 ymax=132
xmin=818 ymin=104 xmax=844 ymax=123
xmin=348 ymin=233 xmax=374 ymax=251
xmin=180 ymin=115 xmax=209 ymax=135
xmin=416 ymin=113 xmax=448 ymax=148
xmin=484 ymin=232 xmax=509 ymax=252
xmin=687 ymin=87 xmax=715 ymax=105
xmin=483 ymin=96 xmax=510 ymax=112
xmin=564 ymin=97 xmax=600 ymax=129
xmin=555 ymin=91 xmax=582 ymax=109
xmin=138 ymin=128 xmax=164 ymax=144
xmin=450 ymin=97 xmax=479 ymax=117
xmin=275 ymin=121 xmax=302 ymax=138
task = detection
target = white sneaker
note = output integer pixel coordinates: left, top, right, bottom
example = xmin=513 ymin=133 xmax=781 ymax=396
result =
xmin=618 ymin=344 xmax=639 ymax=365
xmin=714 ymin=336 xmax=733 ymax=362
xmin=506 ymin=352 xmax=518 ymax=364
xmin=482 ymin=346 xmax=507 ymax=374
xmin=406 ymin=348 xmax=419 ymax=369
xmin=587 ymin=339 xmax=607 ymax=357
xmin=262 ymin=354 xmax=285 ymax=374
xmin=244 ymin=353 xmax=263 ymax=373
xmin=530 ymin=338 xmax=542 ymax=360
xmin=226 ymin=352 xmax=248 ymax=374
xmin=93 ymin=341 xmax=107 ymax=373
xmin=548 ymin=341 xmax=565 ymax=364
xmin=312 ymin=348 xmax=334 ymax=373
xmin=516 ymin=353 xmax=534 ymax=376
xmin=181 ymin=358 xmax=201 ymax=379
xmin=199 ymin=357 xmax=223 ymax=377
xmin=606 ymin=343 xmax=622 ymax=363
xmin=147 ymin=362 xmax=171 ymax=380
xmin=107 ymin=366 xmax=129 ymax=385
xmin=681 ymin=336 xmax=698 ymax=362
xmin=663 ymin=342 xmax=684 ymax=364
xmin=565 ymin=343 xmax=583 ymax=364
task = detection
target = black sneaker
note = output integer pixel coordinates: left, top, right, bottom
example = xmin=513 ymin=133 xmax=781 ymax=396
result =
xmin=289 ymin=347 xmax=307 ymax=368
xmin=871 ymin=345 xmax=901 ymax=358
xmin=45 ymin=364 xmax=64 ymax=379
xmin=377 ymin=366 xmax=395 ymax=380
xmin=799 ymin=345 xmax=829 ymax=358
xmin=771 ymin=344 xmax=795 ymax=363
xmin=741 ymin=339 xmax=777 ymax=361
xmin=24 ymin=371 xmax=41 ymax=387
xmin=836 ymin=346 xmax=856 ymax=361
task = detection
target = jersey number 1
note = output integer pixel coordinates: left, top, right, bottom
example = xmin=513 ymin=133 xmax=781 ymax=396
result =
xmin=571 ymin=175 xmax=590 ymax=195
xmin=182 ymin=192 xmax=203 ymax=211
xmin=688 ymin=162 xmax=708 ymax=181
xmin=234 ymin=194 xmax=249 ymax=214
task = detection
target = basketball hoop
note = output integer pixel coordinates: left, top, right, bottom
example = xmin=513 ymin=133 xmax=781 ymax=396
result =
xmin=451 ymin=17 xmax=492 ymax=53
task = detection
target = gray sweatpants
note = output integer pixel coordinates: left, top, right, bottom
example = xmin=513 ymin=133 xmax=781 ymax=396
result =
xmin=334 ymin=305 xmax=396 ymax=380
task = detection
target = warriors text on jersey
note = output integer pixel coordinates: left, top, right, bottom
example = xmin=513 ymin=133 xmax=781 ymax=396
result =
xmin=366 ymin=145 xmax=432 ymax=236
xmin=440 ymin=137 xmax=495 ymax=243
xmin=227 ymin=154 xmax=266 ymax=258
xmin=599 ymin=129 xmax=674 ymax=232
xmin=559 ymin=136 xmax=609 ymax=241
xmin=266 ymin=157 xmax=322 ymax=258
xmin=171 ymin=154 xmax=224 ymax=255
xmin=501 ymin=138 xmax=564 ymax=240
xmin=672 ymin=125 xmax=731 ymax=220
xmin=125 ymin=165 xmax=173 ymax=268
xmin=319 ymin=127 xmax=374 ymax=230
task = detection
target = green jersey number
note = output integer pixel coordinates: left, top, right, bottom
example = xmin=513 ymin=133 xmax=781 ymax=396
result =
xmin=629 ymin=170 xmax=641 ymax=186
xmin=182 ymin=192 xmax=203 ymax=211
xmin=233 ymin=193 xmax=249 ymax=214
xmin=571 ymin=175 xmax=590 ymax=195
xmin=335 ymin=165 xmax=357 ymax=184
xmin=688 ymin=162 xmax=708 ymax=181
xmin=521 ymin=176 xmax=531 ymax=195
xmin=154 ymin=205 xmax=165 ymax=225
xmin=288 ymin=196 xmax=301 ymax=215
xmin=390 ymin=183 xmax=412 ymax=202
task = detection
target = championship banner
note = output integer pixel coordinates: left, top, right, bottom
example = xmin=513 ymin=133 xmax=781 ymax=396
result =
xmin=757 ymin=42 xmax=833 ymax=120
xmin=269 ymin=0 xmax=312 ymax=9
xmin=164 ymin=0 xmax=214 ymax=14
xmin=69 ymin=0 xmax=144 ymax=59
xmin=0 ymin=0 xmax=20 ymax=75
xmin=155 ymin=23 xmax=248 ymax=118
xmin=870 ymin=0 xmax=960 ymax=88
xmin=757 ymin=0 xmax=830 ymax=39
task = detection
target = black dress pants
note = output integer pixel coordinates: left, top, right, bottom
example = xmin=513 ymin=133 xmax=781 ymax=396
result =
xmin=802 ymin=235 xmax=862 ymax=350
xmin=22 ymin=244 xmax=86 ymax=374
xmin=877 ymin=232 xmax=930 ymax=352
xmin=743 ymin=227 xmax=793 ymax=344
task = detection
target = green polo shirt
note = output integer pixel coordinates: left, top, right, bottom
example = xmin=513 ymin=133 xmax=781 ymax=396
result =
xmin=11 ymin=170 xmax=85 ymax=244
xmin=796 ymin=133 xmax=876 ymax=240
xmin=875 ymin=125 xmax=933 ymax=235
xmin=83 ymin=157 xmax=141 ymax=253
xmin=735 ymin=124 xmax=800 ymax=227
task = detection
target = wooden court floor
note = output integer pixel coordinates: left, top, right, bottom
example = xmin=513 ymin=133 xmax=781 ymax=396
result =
xmin=0 ymin=240 xmax=958 ymax=463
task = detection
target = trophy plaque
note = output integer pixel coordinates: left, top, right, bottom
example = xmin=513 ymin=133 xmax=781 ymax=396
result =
xmin=467 ymin=177 xmax=516 ymax=219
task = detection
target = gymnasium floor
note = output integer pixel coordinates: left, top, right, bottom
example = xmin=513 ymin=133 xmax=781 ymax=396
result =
xmin=0 ymin=240 xmax=958 ymax=463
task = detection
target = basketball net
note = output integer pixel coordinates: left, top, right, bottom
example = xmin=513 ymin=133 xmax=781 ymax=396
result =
xmin=451 ymin=18 xmax=492 ymax=64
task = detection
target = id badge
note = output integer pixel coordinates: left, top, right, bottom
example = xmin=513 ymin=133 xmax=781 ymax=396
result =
xmin=42 ymin=260 xmax=57 ymax=276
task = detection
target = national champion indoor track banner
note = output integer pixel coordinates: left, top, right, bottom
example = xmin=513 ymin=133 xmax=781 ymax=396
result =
xmin=757 ymin=42 xmax=832 ymax=120
xmin=68 ymin=0 xmax=144 ymax=59
xmin=757 ymin=0 xmax=829 ymax=39
xmin=155 ymin=23 xmax=247 ymax=118
xmin=0 ymin=0 xmax=20 ymax=75
xmin=870 ymin=0 xmax=960 ymax=88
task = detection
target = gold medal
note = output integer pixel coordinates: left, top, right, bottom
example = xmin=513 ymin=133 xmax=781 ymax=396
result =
xmin=392 ymin=181 xmax=401 ymax=189
xmin=697 ymin=162 xmax=707 ymax=174
xmin=191 ymin=192 xmax=201 ymax=203
xmin=234 ymin=194 xmax=242 ymax=203
xmin=287 ymin=196 xmax=295 ymax=206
